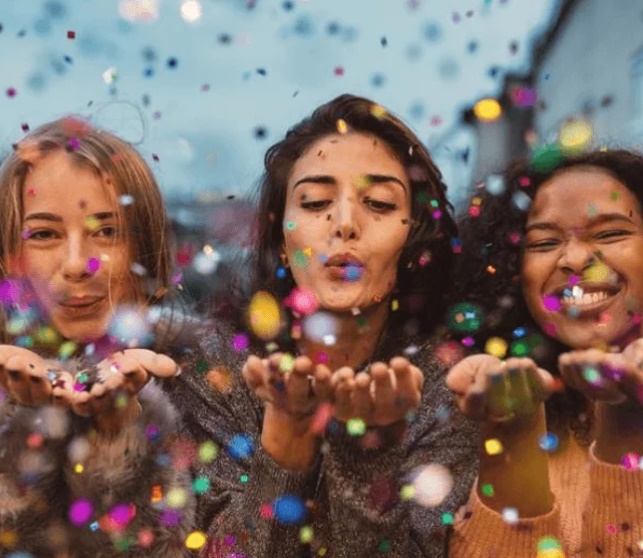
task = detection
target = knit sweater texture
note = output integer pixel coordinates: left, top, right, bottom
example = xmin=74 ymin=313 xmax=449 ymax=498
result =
xmin=165 ymin=319 xmax=480 ymax=558
xmin=450 ymin=434 xmax=643 ymax=557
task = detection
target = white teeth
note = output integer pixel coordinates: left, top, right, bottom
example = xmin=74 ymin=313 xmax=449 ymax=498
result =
xmin=562 ymin=290 xmax=609 ymax=307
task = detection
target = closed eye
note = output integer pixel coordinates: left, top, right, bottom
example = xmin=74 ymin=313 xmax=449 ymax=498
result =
xmin=594 ymin=230 xmax=631 ymax=241
xmin=364 ymin=197 xmax=397 ymax=212
xmin=301 ymin=200 xmax=331 ymax=211
xmin=525 ymin=239 xmax=560 ymax=251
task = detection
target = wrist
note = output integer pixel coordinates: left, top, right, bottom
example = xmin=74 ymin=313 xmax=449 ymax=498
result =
xmin=261 ymin=403 xmax=318 ymax=470
xmin=594 ymin=401 xmax=643 ymax=463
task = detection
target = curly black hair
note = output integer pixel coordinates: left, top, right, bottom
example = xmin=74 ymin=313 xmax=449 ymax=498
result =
xmin=452 ymin=148 xmax=643 ymax=445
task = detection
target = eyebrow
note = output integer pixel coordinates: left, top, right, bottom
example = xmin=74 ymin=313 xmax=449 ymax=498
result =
xmin=24 ymin=211 xmax=118 ymax=222
xmin=525 ymin=212 xmax=636 ymax=233
xmin=292 ymin=174 xmax=408 ymax=195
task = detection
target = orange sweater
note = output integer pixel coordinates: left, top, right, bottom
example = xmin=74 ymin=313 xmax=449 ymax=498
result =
xmin=450 ymin=438 xmax=643 ymax=557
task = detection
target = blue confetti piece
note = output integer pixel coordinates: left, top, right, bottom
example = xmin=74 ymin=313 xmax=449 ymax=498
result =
xmin=273 ymin=494 xmax=306 ymax=524
xmin=227 ymin=434 xmax=254 ymax=460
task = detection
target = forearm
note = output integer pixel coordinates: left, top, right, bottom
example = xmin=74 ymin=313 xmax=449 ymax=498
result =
xmin=477 ymin=404 xmax=553 ymax=516
xmin=593 ymin=401 xmax=643 ymax=464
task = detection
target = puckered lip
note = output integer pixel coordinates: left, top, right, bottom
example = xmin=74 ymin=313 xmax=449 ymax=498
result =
xmin=58 ymin=295 xmax=105 ymax=308
xmin=325 ymin=253 xmax=364 ymax=267
xmin=548 ymin=281 xmax=621 ymax=298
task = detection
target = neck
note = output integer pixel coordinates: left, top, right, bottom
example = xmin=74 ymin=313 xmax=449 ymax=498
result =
xmin=296 ymin=300 xmax=391 ymax=371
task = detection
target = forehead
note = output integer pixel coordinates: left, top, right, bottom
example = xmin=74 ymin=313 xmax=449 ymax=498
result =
xmin=288 ymin=132 xmax=406 ymax=181
xmin=24 ymin=150 xmax=114 ymax=211
xmin=527 ymin=167 xmax=642 ymax=225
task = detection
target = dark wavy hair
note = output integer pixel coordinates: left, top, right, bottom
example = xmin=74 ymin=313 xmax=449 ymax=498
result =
xmin=243 ymin=93 xmax=458 ymax=336
xmin=453 ymin=148 xmax=643 ymax=444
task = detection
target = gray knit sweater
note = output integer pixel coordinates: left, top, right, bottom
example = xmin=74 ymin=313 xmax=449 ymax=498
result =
xmin=166 ymin=320 xmax=479 ymax=558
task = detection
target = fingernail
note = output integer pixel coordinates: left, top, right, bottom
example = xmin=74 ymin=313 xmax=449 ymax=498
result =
xmin=508 ymin=367 xmax=520 ymax=377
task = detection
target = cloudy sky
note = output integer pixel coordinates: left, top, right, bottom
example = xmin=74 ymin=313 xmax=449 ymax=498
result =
xmin=0 ymin=0 xmax=558 ymax=201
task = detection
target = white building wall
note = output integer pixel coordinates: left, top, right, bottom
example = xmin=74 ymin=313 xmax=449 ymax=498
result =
xmin=535 ymin=0 xmax=643 ymax=145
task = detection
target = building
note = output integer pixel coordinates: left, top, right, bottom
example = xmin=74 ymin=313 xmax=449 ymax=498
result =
xmin=461 ymin=0 xmax=643 ymax=198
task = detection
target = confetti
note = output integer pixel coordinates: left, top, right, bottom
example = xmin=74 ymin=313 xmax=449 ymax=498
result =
xmin=411 ymin=464 xmax=454 ymax=507
xmin=485 ymin=438 xmax=503 ymax=455
xmin=274 ymin=494 xmax=306 ymax=524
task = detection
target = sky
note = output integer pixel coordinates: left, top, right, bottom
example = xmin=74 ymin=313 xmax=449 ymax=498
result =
xmin=0 ymin=0 xmax=559 ymax=202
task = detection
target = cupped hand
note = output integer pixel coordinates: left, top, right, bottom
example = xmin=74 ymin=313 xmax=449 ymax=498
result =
xmin=69 ymin=349 xmax=181 ymax=433
xmin=0 ymin=345 xmax=73 ymax=407
xmin=242 ymin=353 xmax=331 ymax=419
xmin=558 ymin=347 xmax=643 ymax=406
xmin=329 ymin=357 xmax=424 ymax=427
xmin=446 ymin=354 xmax=555 ymax=422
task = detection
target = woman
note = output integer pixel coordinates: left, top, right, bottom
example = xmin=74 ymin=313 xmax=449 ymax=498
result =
xmin=165 ymin=94 xmax=479 ymax=557
xmin=447 ymin=149 xmax=643 ymax=557
xmin=0 ymin=117 xmax=194 ymax=557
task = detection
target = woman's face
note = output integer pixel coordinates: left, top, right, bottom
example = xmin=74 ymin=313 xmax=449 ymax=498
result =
xmin=16 ymin=150 xmax=135 ymax=342
xmin=522 ymin=166 xmax=643 ymax=349
xmin=282 ymin=132 xmax=411 ymax=313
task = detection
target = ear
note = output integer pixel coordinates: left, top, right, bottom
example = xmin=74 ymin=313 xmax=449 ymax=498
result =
xmin=279 ymin=250 xmax=290 ymax=268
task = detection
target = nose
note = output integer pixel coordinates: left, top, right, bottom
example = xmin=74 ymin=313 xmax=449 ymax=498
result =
xmin=557 ymin=238 xmax=596 ymax=275
xmin=61 ymin=236 xmax=92 ymax=282
xmin=332 ymin=197 xmax=361 ymax=241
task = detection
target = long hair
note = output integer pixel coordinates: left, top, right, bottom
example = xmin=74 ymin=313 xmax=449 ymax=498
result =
xmin=245 ymin=94 xmax=458 ymax=336
xmin=0 ymin=116 xmax=174 ymax=345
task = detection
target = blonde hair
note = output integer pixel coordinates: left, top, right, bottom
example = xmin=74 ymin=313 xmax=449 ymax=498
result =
xmin=0 ymin=116 xmax=174 ymax=342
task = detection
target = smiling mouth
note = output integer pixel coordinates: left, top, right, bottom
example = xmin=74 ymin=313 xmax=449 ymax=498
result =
xmin=554 ymin=283 xmax=622 ymax=312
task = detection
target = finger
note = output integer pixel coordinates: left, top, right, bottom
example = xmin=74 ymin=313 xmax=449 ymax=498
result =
xmin=371 ymin=362 xmax=395 ymax=410
xmin=559 ymin=352 xmax=624 ymax=402
xmin=100 ymin=357 xmax=148 ymax=394
xmin=391 ymin=358 xmax=421 ymax=407
xmin=460 ymin=369 xmax=489 ymax=419
xmin=25 ymin=361 xmax=53 ymax=406
xmin=446 ymin=354 xmax=502 ymax=394
xmin=242 ymin=355 xmax=267 ymax=393
xmin=353 ymin=372 xmax=372 ymax=419
xmin=333 ymin=368 xmax=355 ymax=419
xmin=330 ymin=367 xmax=355 ymax=390
xmin=486 ymin=370 xmax=514 ymax=421
xmin=120 ymin=349 xmax=180 ymax=378
xmin=72 ymin=390 xmax=93 ymax=417
xmin=286 ymin=356 xmax=314 ymax=402
xmin=312 ymin=364 xmax=333 ymax=402
xmin=51 ymin=371 xmax=75 ymax=408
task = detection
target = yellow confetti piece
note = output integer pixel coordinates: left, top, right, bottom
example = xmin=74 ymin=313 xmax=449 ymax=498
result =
xmin=336 ymin=118 xmax=348 ymax=134
xmin=559 ymin=119 xmax=592 ymax=155
xmin=248 ymin=291 xmax=281 ymax=340
xmin=198 ymin=441 xmax=218 ymax=463
xmin=303 ymin=247 xmax=313 ymax=257
xmin=484 ymin=337 xmax=508 ymax=359
xmin=400 ymin=484 xmax=415 ymax=501
xmin=300 ymin=526 xmax=314 ymax=544
xmin=74 ymin=463 xmax=84 ymax=474
xmin=84 ymin=216 xmax=100 ymax=232
xmin=473 ymin=98 xmax=502 ymax=122
xmin=185 ymin=531 xmax=207 ymax=550
xmin=485 ymin=438 xmax=504 ymax=456
xmin=370 ymin=104 xmax=387 ymax=119
xmin=583 ymin=262 xmax=610 ymax=282
xmin=357 ymin=175 xmax=372 ymax=190
xmin=279 ymin=353 xmax=295 ymax=373
xmin=166 ymin=487 xmax=188 ymax=508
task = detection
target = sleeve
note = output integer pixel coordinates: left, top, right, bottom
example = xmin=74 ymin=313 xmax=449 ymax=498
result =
xmin=63 ymin=381 xmax=195 ymax=558
xmin=163 ymin=337 xmax=321 ymax=558
xmin=0 ymin=393 xmax=72 ymax=557
xmin=448 ymin=481 xmax=563 ymax=558
xmin=580 ymin=444 xmax=643 ymax=556
xmin=320 ymin=353 xmax=480 ymax=558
